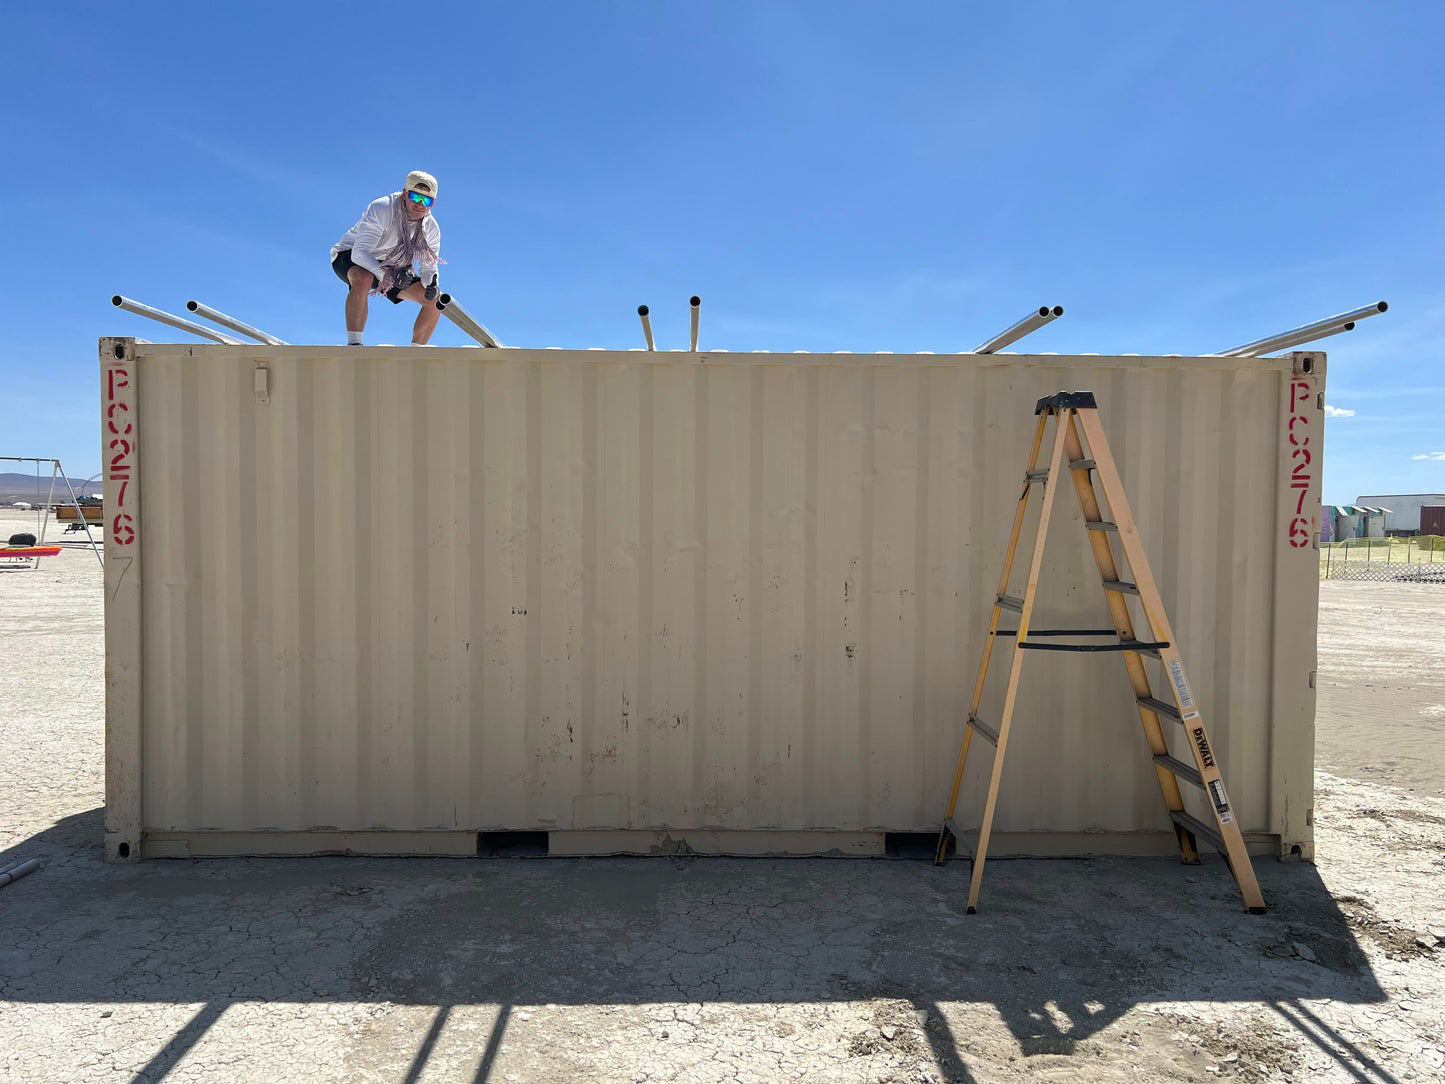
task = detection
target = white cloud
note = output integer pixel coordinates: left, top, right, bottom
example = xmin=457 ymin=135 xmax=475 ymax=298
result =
xmin=1412 ymin=452 xmax=1445 ymax=461
xmin=1322 ymin=405 xmax=1355 ymax=417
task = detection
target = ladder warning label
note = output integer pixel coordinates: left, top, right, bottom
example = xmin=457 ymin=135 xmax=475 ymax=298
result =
xmin=1166 ymin=659 xmax=1195 ymax=710
xmin=1209 ymin=779 xmax=1234 ymax=824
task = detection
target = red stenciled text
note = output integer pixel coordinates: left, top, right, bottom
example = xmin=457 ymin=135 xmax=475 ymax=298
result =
xmin=1286 ymin=379 xmax=1312 ymax=548
xmin=105 ymin=364 xmax=136 ymax=546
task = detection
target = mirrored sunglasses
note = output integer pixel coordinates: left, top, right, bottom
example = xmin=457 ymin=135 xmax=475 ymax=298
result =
xmin=406 ymin=190 xmax=435 ymax=208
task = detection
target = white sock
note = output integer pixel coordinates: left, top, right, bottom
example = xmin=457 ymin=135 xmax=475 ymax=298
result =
xmin=411 ymin=340 xmax=427 ymax=346
xmin=348 ymin=331 xmax=363 ymax=345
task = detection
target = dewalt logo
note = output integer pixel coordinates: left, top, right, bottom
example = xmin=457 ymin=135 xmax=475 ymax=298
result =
xmin=1192 ymin=727 xmax=1215 ymax=769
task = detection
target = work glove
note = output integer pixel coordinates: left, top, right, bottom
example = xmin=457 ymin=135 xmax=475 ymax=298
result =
xmin=424 ymin=275 xmax=439 ymax=302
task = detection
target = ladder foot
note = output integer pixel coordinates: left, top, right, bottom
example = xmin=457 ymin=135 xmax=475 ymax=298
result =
xmin=966 ymin=906 xmax=977 ymax=915
xmin=1248 ymin=906 xmax=1268 ymax=915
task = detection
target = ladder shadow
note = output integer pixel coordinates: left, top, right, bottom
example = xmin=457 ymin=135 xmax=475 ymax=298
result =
xmin=0 ymin=812 xmax=1394 ymax=1083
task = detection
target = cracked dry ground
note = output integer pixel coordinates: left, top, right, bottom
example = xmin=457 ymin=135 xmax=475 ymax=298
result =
xmin=1 ymin=532 xmax=1443 ymax=1082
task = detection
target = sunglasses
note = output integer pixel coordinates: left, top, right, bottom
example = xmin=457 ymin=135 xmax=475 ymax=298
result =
xmin=406 ymin=190 xmax=434 ymax=208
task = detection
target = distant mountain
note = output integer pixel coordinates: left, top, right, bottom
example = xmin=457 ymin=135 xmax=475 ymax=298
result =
xmin=0 ymin=472 xmax=103 ymax=504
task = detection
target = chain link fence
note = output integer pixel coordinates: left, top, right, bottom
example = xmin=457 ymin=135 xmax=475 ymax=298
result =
xmin=1320 ymin=538 xmax=1445 ymax=582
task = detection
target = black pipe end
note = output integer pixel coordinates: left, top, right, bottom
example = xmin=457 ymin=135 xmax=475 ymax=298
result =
xmin=1343 ymin=321 xmax=1356 ymax=331
xmin=1051 ymin=305 xmax=1064 ymax=317
xmin=690 ymin=295 xmax=701 ymax=307
xmin=439 ymin=293 xmax=453 ymax=306
xmin=638 ymin=305 xmax=649 ymax=316
xmin=186 ymin=300 xmax=199 ymax=312
xmin=1376 ymin=301 xmax=1388 ymax=313
xmin=1037 ymin=306 xmax=1050 ymax=318
xmin=110 ymin=295 xmax=122 ymax=306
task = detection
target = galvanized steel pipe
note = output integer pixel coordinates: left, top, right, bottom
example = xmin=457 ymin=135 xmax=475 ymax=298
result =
xmin=638 ymin=305 xmax=656 ymax=351
xmin=689 ymin=295 xmax=700 ymax=352
xmin=1214 ymin=301 xmax=1388 ymax=357
xmin=974 ymin=305 xmax=1064 ymax=354
xmin=111 ymin=296 xmax=243 ymax=345
xmin=436 ymin=293 xmax=503 ymax=348
xmin=186 ymin=300 xmax=288 ymax=345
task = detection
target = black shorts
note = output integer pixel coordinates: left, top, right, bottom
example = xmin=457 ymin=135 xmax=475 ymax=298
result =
xmin=332 ymin=250 xmax=415 ymax=305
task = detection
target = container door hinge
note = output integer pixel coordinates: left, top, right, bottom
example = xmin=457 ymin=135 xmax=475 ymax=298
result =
xmin=254 ymin=364 xmax=270 ymax=404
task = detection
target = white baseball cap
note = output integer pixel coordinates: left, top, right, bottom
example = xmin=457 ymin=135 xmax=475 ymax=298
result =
xmin=405 ymin=170 xmax=438 ymax=197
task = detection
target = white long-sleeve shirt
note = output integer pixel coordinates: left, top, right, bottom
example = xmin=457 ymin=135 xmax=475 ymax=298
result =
xmin=331 ymin=193 xmax=442 ymax=284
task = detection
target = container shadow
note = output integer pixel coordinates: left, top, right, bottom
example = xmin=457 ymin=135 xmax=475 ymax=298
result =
xmin=0 ymin=809 xmax=1390 ymax=1083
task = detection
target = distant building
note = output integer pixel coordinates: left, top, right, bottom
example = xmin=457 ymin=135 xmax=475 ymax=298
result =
xmin=1354 ymin=494 xmax=1445 ymax=536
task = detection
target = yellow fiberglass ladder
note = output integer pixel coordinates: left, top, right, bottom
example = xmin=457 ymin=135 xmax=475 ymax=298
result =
xmin=934 ymin=391 xmax=1266 ymax=916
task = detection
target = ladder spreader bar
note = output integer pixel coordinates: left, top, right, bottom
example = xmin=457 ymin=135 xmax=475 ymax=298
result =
xmin=1171 ymin=809 xmax=1225 ymax=853
xmin=1021 ymin=640 xmax=1169 ymax=652
xmin=967 ymin=714 xmax=1000 ymax=746
xmin=1154 ymin=753 xmax=1203 ymax=788
xmin=1103 ymin=580 xmax=1140 ymax=595
xmin=1069 ymin=459 xmax=1097 ymax=470
xmin=1138 ymin=696 xmax=1183 ymax=723
xmin=1025 ymin=469 xmax=1050 ymax=483
xmin=996 ymin=594 xmax=1024 ymax=613
xmin=1084 ymin=520 xmax=1118 ymax=532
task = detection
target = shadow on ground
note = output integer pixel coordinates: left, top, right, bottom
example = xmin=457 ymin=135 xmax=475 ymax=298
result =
xmin=0 ymin=809 xmax=1391 ymax=1083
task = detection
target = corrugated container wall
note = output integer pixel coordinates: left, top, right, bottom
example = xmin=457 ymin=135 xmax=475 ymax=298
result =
xmin=101 ymin=340 xmax=1323 ymax=861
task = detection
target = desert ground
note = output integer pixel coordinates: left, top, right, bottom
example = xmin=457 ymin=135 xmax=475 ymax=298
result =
xmin=1 ymin=506 xmax=1441 ymax=1083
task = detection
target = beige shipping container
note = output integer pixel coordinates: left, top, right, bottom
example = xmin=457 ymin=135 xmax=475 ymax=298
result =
xmin=101 ymin=338 xmax=1323 ymax=862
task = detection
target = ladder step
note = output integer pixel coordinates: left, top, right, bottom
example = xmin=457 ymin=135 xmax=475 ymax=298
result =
xmin=1025 ymin=468 xmax=1050 ymax=483
xmin=1069 ymin=458 xmax=1097 ymax=471
xmin=1137 ymin=696 xmax=1183 ymax=723
xmin=1170 ymin=809 xmax=1226 ymax=853
xmin=996 ymin=594 xmax=1024 ymax=613
xmin=1102 ymin=580 xmax=1139 ymax=596
xmin=967 ymin=714 xmax=999 ymax=746
xmin=1084 ymin=520 xmax=1118 ymax=532
xmin=1153 ymin=754 xmax=1203 ymax=788
xmin=1122 ymin=639 xmax=1163 ymax=659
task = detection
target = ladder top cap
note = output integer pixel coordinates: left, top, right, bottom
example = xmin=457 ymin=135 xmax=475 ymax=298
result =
xmin=1036 ymin=390 xmax=1098 ymax=415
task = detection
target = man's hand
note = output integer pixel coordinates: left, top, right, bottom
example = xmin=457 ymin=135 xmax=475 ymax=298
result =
xmin=424 ymin=275 xmax=439 ymax=302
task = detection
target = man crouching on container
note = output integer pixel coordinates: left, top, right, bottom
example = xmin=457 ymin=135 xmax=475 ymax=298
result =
xmin=331 ymin=170 xmax=443 ymax=346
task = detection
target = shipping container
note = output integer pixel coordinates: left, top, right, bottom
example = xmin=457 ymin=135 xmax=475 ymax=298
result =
xmin=1422 ymin=506 xmax=1445 ymax=537
xmin=101 ymin=339 xmax=1324 ymax=862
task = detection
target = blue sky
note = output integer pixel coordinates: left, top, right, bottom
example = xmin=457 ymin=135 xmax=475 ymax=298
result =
xmin=1 ymin=2 xmax=1440 ymax=503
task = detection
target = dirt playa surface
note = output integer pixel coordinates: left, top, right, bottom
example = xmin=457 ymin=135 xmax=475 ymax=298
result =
xmin=1 ymin=509 xmax=1442 ymax=1083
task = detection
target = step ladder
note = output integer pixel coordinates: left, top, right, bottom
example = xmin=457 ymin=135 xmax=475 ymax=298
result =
xmin=934 ymin=391 xmax=1266 ymax=915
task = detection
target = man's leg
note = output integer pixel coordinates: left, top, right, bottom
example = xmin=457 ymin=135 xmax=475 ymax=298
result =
xmin=346 ymin=266 xmax=375 ymax=339
xmin=396 ymin=281 xmax=443 ymax=344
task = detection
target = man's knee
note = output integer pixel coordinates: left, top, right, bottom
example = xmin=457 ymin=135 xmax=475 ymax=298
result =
xmin=347 ymin=269 xmax=375 ymax=293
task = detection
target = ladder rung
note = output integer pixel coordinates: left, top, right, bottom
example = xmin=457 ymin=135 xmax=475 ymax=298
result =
xmin=1137 ymin=696 xmax=1182 ymax=723
xmin=1153 ymin=754 xmax=1203 ymax=788
xmin=967 ymin=714 xmax=999 ymax=746
xmin=996 ymin=594 xmax=1024 ymax=613
xmin=1069 ymin=458 xmax=1096 ymax=470
xmin=1102 ymin=580 xmax=1139 ymax=596
xmin=1025 ymin=468 xmax=1050 ymax=483
xmin=1084 ymin=520 xmax=1118 ymax=532
xmin=1170 ymin=809 xmax=1226 ymax=853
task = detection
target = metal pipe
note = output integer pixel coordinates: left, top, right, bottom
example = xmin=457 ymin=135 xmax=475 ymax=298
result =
xmin=1213 ymin=301 xmax=1388 ymax=357
xmin=435 ymin=294 xmax=503 ymax=348
xmin=111 ymin=296 xmax=243 ymax=345
xmin=638 ymin=305 xmax=656 ymax=351
xmin=186 ymin=300 xmax=287 ymax=345
xmin=973 ymin=305 xmax=1064 ymax=354
xmin=689 ymin=295 xmax=700 ymax=352
xmin=0 ymin=858 xmax=38 ymax=889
